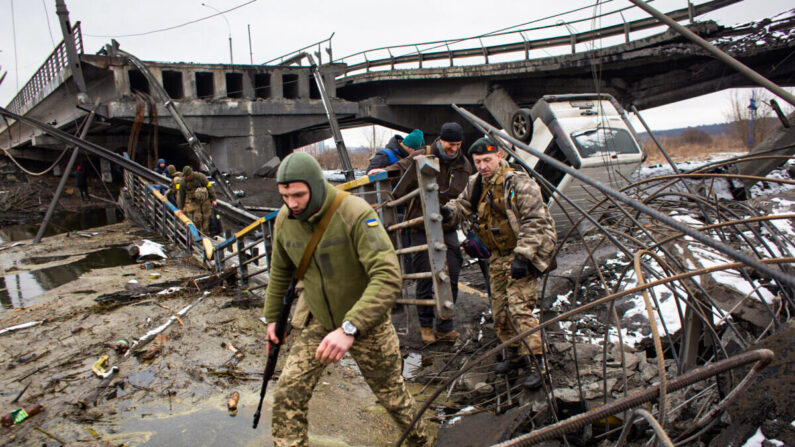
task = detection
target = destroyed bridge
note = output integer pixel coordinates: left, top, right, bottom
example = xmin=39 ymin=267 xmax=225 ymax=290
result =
xmin=1 ymin=0 xmax=795 ymax=446
xmin=1 ymin=0 xmax=795 ymax=174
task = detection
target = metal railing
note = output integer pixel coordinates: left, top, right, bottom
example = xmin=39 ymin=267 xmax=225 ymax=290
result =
xmin=262 ymin=33 xmax=335 ymax=66
xmin=333 ymin=0 xmax=739 ymax=77
xmin=122 ymin=157 xmax=455 ymax=317
xmin=124 ymin=171 xmax=208 ymax=263
xmin=6 ymin=22 xmax=83 ymax=115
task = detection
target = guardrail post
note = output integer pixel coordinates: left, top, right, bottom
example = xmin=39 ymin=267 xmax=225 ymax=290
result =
xmin=236 ymin=239 xmax=249 ymax=288
xmin=261 ymin=221 xmax=272 ymax=268
xmin=160 ymin=200 xmax=166 ymax=236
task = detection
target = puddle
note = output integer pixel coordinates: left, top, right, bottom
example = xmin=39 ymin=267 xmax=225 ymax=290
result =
xmin=0 ymin=246 xmax=134 ymax=309
xmin=19 ymin=255 xmax=72 ymax=265
xmin=0 ymin=207 xmax=123 ymax=242
xmin=112 ymin=396 xmax=268 ymax=447
xmin=403 ymin=352 xmax=422 ymax=380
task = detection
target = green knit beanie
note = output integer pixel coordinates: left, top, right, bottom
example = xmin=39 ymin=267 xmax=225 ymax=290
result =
xmin=276 ymin=152 xmax=327 ymax=221
xmin=402 ymin=129 xmax=425 ymax=150
xmin=183 ymin=165 xmax=193 ymax=177
xmin=167 ymin=165 xmax=177 ymax=176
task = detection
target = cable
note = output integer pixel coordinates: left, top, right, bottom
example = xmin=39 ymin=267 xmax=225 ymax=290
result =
xmin=1 ymin=145 xmax=70 ymax=176
xmin=83 ymin=0 xmax=257 ymax=38
xmin=11 ymin=0 xmax=19 ymax=91
xmin=41 ymin=0 xmax=55 ymax=47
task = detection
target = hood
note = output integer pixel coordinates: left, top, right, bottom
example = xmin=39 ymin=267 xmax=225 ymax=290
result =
xmin=384 ymin=135 xmax=407 ymax=157
xmin=276 ymin=152 xmax=328 ymax=221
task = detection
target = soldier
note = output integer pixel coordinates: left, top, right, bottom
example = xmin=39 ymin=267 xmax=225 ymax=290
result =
xmin=177 ymin=166 xmax=216 ymax=233
xmin=165 ymin=165 xmax=182 ymax=206
xmin=442 ymin=137 xmax=557 ymax=388
xmin=264 ymin=152 xmax=431 ymax=446
xmin=384 ymin=122 xmax=472 ymax=344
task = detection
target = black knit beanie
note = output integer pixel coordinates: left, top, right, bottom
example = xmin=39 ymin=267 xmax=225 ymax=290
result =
xmin=439 ymin=122 xmax=463 ymax=142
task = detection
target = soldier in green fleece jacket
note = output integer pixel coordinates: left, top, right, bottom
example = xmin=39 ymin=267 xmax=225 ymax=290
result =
xmin=264 ymin=152 xmax=431 ymax=447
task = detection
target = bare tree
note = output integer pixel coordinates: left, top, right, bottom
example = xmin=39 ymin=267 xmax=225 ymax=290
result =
xmin=726 ymin=89 xmax=778 ymax=149
xmin=360 ymin=125 xmax=392 ymax=155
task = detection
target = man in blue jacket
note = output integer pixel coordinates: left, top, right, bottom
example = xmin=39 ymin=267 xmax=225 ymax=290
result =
xmin=366 ymin=129 xmax=424 ymax=174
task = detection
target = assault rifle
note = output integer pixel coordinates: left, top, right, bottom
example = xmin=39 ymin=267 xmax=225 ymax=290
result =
xmin=252 ymin=276 xmax=298 ymax=429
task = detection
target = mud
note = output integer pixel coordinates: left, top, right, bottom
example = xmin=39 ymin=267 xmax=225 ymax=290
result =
xmin=0 ymin=222 xmax=442 ymax=446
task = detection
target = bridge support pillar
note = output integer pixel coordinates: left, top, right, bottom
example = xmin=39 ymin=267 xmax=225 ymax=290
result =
xmin=483 ymin=84 xmax=519 ymax=132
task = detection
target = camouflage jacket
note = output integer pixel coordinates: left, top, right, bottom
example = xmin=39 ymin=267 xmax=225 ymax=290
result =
xmin=166 ymin=173 xmax=183 ymax=207
xmin=264 ymin=184 xmax=402 ymax=336
xmin=445 ymin=159 xmax=557 ymax=272
xmin=177 ymin=171 xmax=216 ymax=206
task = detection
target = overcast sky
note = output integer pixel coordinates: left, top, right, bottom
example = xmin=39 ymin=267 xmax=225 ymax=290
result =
xmin=1 ymin=0 xmax=793 ymax=146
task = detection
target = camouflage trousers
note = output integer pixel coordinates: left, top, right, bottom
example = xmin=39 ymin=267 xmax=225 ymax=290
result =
xmin=271 ymin=318 xmax=431 ymax=447
xmin=183 ymin=198 xmax=210 ymax=234
xmin=490 ymin=254 xmax=543 ymax=356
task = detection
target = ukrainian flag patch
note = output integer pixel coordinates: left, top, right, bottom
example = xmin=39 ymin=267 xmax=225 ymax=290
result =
xmin=366 ymin=218 xmax=378 ymax=227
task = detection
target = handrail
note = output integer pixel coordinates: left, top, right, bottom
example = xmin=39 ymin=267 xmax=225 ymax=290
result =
xmin=6 ymin=22 xmax=83 ymax=114
xmin=335 ymin=0 xmax=740 ymax=76
xmin=262 ymin=33 xmax=335 ymax=66
xmin=124 ymin=157 xmax=455 ymax=314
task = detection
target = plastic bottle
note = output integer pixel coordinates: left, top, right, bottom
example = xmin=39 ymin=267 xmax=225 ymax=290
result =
xmin=1 ymin=404 xmax=44 ymax=427
xmin=227 ymin=390 xmax=240 ymax=414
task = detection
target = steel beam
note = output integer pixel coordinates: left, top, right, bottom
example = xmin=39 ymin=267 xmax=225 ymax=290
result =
xmin=628 ymin=0 xmax=795 ymax=107
xmin=306 ymin=53 xmax=354 ymax=181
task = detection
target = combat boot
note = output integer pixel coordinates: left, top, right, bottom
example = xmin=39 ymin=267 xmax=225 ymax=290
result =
xmin=420 ymin=327 xmax=436 ymax=344
xmin=522 ymin=356 xmax=545 ymax=390
xmin=495 ymin=347 xmax=528 ymax=374
xmin=435 ymin=329 xmax=461 ymax=342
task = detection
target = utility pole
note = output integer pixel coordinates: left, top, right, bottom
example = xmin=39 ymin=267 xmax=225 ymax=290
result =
xmin=248 ymin=25 xmax=253 ymax=64
xmin=202 ymin=2 xmax=233 ymax=64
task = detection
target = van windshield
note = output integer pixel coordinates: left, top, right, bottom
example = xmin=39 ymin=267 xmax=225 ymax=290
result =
xmin=571 ymin=128 xmax=639 ymax=158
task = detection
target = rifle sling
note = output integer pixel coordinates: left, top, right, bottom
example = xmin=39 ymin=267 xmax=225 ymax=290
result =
xmin=295 ymin=191 xmax=349 ymax=280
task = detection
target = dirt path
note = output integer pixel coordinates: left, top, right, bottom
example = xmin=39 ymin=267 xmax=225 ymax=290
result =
xmin=0 ymin=223 xmax=438 ymax=446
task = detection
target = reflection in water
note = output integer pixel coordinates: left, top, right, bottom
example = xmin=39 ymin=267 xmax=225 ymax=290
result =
xmin=0 ymin=247 xmax=134 ymax=309
xmin=117 ymin=398 xmax=268 ymax=447
xmin=0 ymin=207 xmax=123 ymax=243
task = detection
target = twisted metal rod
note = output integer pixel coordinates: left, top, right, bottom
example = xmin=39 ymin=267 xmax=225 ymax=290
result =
xmin=394 ymin=258 xmax=793 ymax=446
xmin=491 ymin=349 xmax=774 ymax=447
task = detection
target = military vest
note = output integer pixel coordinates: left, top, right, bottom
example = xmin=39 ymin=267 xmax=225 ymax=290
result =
xmin=475 ymin=168 xmax=517 ymax=256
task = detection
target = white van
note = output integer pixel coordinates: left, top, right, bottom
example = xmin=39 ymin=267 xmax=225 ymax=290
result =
xmin=509 ymin=94 xmax=646 ymax=236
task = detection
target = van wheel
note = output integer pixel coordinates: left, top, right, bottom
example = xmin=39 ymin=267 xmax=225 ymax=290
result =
xmin=511 ymin=109 xmax=534 ymax=143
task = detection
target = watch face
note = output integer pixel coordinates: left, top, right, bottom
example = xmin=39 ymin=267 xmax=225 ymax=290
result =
xmin=342 ymin=321 xmax=357 ymax=336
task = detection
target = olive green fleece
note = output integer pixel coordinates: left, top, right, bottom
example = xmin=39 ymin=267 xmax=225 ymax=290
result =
xmin=264 ymin=183 xmax=402 ymax=335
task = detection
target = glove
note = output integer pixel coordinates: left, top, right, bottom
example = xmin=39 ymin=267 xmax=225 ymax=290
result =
xmin=510 ymin=256 xmax=529 ymax=280
xmin=440 ymin=206 xmax=452 ymax=224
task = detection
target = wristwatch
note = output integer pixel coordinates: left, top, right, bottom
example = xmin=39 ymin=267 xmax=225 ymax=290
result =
xmin=341 ymin=320 xmax=359 ymax=338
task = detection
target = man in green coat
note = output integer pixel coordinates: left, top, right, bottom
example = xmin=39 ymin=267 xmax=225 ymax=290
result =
xmin=264 ymin=152 xmax=431 ymax=447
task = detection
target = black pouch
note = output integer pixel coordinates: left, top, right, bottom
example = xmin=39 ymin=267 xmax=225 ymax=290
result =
xmin=462 ymin=230 xmax=491 ymax=259
xmin=209 ymin=207 xmax=223 ymax=236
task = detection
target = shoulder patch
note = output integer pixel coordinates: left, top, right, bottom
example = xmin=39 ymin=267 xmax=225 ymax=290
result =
xmin=366 ymin=218 xmax=378 ymax=227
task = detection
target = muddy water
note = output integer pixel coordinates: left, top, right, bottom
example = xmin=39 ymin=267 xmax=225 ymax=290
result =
xmin=112 ymin=395 xmax=270 ymax=447
xmin=0 ymin=246 xmax=134 ymax=308
xmin=0 ymin=206 xmax=123 ymax=242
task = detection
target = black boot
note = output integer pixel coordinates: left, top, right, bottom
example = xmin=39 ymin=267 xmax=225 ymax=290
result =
xmin=495 ymin=348 xmax=528 ymax=374
xmin=522 ymin=356 xmax=544 ymax=390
